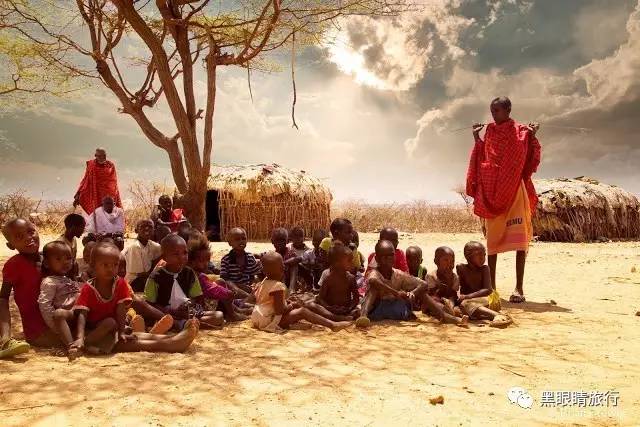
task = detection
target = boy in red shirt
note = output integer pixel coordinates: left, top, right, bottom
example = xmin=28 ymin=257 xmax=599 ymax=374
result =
xmin=1 ymin=219 xmax=52 ymax=356
xmin=365 ymin=227 xmax=408 ymax=274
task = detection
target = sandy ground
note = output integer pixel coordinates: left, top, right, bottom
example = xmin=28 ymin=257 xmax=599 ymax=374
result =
xmin=1 ymin=232 xmax=640 ymax=427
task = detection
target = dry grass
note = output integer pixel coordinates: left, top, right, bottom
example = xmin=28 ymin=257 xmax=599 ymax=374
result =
xmin=0 ymin=185 xmax=480 ymax=235
xmin=332 ymin=200 xmax=480 ymax=234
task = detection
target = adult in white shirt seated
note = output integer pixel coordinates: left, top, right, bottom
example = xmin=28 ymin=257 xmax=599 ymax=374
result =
xmin=86 ymin=196 xmax=125 ymax=249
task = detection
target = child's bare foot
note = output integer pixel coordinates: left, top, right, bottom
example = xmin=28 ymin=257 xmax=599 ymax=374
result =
xmin=149 ymin=314 xmax=174 ymax=334
xmin=130 ymin=315 xmax=146 ymax=333
xmin=331 ymin=321 xmax=352 ymax=332
xmin=165 ymin=320 xmax=198 ymax=352
xmin=67 ymin=346 xmax=81 ymax=361
xmin=456 ymin=315 xmax=469 ymax=328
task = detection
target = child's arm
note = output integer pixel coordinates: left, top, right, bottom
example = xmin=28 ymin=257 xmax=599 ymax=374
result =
xmin=349 ymin=277 xmax=360 ymax=310
xmin=271 ymin=290 xmax=296 ymax=315
xmin=37 ymin=279 xmax=58 ymax=332
xmin=316 ymin=272 xmax=331 ymax=308
xmin=0 ymin=283 xmax=12 ymax=345
xmin=458 ymin=266 xmax=492 ymax=301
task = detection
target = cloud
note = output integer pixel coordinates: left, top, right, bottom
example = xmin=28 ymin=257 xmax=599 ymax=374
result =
xmin=405 ymin=0 xmax=640 ymax=194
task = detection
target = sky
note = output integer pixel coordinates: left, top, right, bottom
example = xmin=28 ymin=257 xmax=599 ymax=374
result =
xmin=1 ymin=0 xmax=639 ymax=204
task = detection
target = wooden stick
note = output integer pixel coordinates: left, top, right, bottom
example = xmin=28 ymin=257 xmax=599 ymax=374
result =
xmin=499 ymin=365 xmax=526 ymax=377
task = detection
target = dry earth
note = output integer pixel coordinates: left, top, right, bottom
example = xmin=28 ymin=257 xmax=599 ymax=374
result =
xmin=1 ymin=232 xmax=639 ymax=426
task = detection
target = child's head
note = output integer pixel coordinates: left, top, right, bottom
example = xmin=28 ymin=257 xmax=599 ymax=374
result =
xmin=82 ymin=240 xmax=96 ymax=264
xmin=328 ymin=242 xmax=353 ymax=271
xmin=161 ymin=234 xmax=188 ymax=273
xmin=290 ymin=227 xmax=305 ymax=248
xmin=91 ymin=241 xmax=121 ymax=282
xmin=379 ymin=227 xmax=399 ymax=249
xmin=101 ymin=196 xmax=116 ymax=214
xmin=312 ymin=229 xmax=328 ymax=249
xmin=63 ymin=213 xmax=86 ymax=238
xmin=490 ymin=96 xmax=511 ymax=124
xmin=177 ymin=221 xmax=192 ymax=242
xmin=374 ymin=240 xmax=396 ymax=272
xmin=118 ymin=253 xmax=127 ymax=278
xmin=329 ymin=218 xmax=353 ymax=245
xmin=261 ymin=251 xmax=284 ymax=282
xmin=463 ymin=241 xmax=486 ymax=268
xmin=155 ymin=225 xmax=172 ymax=243
xmin=227 ymin=227 xmax=247 ymax=252
xmin=135 ymin=219 xmax=154 ymax=243
xmin=434 ymin=246 xmax=455 ymax=272
xmin=405 ymin=246 xmax=423 ymax=271
xmin=2 ymin=218 xmax=39 ymax=255
xmin=158 ymin=195 xmax=173 ymax=211
xmin=187 ymin=233 xmax=210 ymax=273
xmin=42 ymin=241 xmax=74 ymax=276
xmin=271 ymin=228 xmax=288 ymax=253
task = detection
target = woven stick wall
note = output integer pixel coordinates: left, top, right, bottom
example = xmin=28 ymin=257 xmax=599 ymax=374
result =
xmin=208 ymin=164 xmax=332 ymax=240
xmin=533 ymin=177 xmax=640 ymax=242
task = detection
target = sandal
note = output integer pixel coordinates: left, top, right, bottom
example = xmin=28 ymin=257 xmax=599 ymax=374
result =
xmin=509 ymin=293 xmax=526 ymax=303
xmin=0 ymin=339 xmax=31 ymax=358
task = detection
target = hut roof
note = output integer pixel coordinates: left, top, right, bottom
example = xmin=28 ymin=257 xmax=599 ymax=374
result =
xmin=533 ymin=176 xmax=640 ymax=241
xmin=207 ymin=163 xmax=332 ymax=204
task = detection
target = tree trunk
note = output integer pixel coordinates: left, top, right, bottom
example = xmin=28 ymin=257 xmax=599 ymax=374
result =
xmin=178 ymin=186 xmax=207 ymax=231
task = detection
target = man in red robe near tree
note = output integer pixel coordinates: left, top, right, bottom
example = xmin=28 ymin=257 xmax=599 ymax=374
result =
xmin=73 ymin=148 xmax=122 ymax=214
xmin=466 ymin=97 xmax=541 ymax=303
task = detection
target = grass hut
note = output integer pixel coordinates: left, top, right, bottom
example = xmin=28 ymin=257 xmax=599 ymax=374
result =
xmin=206 ymin=163 xmax=332 ymax=240
xmin=533 ymin=177 xmax=640 ymax=242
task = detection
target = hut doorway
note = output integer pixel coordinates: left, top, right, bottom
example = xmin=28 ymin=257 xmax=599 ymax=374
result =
xmin=205 ymin=190 xmax=221 ymax=241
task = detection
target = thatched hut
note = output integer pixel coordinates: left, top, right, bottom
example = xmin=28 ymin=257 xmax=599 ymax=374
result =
xmin=205 ymin=163 xmax=332 ymax=240
xmin=533 ymin=177 xmax=640 ymax=242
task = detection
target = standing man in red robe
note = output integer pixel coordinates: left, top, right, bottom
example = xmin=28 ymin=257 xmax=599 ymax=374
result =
xmin=73 ymin=148 xmax=122 ymax=214
xmin=465 ymin=97 xmax=541 ymax=303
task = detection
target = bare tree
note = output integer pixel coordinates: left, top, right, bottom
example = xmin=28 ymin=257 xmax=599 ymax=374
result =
xmin=0 ymin=0 xmax=411 ymax=228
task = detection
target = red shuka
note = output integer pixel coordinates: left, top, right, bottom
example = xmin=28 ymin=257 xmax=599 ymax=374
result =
xmin=465 ymin=119 xmax=541 ymax=219
xmin=76 ymin=160 xmax=122 ymax=214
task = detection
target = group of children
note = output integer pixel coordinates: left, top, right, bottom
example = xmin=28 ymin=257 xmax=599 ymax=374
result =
xmin=0 ymin=195 xmax=511 ymax=360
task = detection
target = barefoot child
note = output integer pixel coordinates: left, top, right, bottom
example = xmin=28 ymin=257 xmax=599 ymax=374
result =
xmin=269 ymin=228 xmax=300 ymax=291
xmin=220 ymin=227 xmax=262 ymax=298
xmin=122 ymin=219 xmax=161 ymax=292
xmin=319 ymin=218 xmax=361 ymax=272
xmin=357 ymin=240 xmax=467 ymax=328
xmin=406 ymin=246 xmax=427 ymax=280
xmin=145 ymin=234 xmax=224 ymax=329
xmin=425 ymin=247 xmax=462 ymax=316
xmin=252 ymin=252 xmax=351 ymax=333
xmin=38 ymin=241 xmax=83 ymax=359
xmin=1 ymin=219 xmax=49 ymax=355
xmin=316 ymin=243 xmax=360 ymax=319
xmin=187 ymin=234 xmax=248 ymax=322
xmin=456 ymin=241 xmax=510 ymax=326
xmin=73 ymin=241 xmax=135 ymax=354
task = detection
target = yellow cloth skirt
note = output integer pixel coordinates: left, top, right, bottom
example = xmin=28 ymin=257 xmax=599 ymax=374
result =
xmin=485 ymin=181 xmax=533 ymax=255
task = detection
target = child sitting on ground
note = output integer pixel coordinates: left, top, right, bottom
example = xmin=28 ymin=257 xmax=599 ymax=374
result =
xmin=425 ymin=246 xmax=461 ymax=316
xmin=38 ymin=241 xmax=83 ymax=359
xmin=456 ymin=241 xmax=511 ymax=327
xmin=270 ymin=228 xmax=300 ymax=291
xmin=316 ymin=243 xmax=360 ymax=319
xmin=122 ymin=219 xmax=162 ymax=292
xmin=74 ymin=241 xmax=199 ymax=354
xmin=77 ymin=240 xmax=96 ymax=282
xmin=145 ymin=234 xmax=224 ymax=329
xmin=57 ymin=213 xmax=85 ymax=260
xmin=319 ymin=218 xmax=361 ymax=272
xmin=151 ymin=194 xmax=187 ymax=232
xmin=299 ymin=228 xmax=328 ymax=291
xmin=220 ymin=227 xmax=262 ymax=298
xmin=406 ymin=246 xmax=427 ymax=280
xmin=357 ymin=240 xmax=467 ymax=328
xmin=366 ymin=227 xmax=408 ymax=274
xmin=287 ymin=227 xmax=310 ymax=292
xmin=251 ymin=252 xmax=352 ymax=333
xmin=187 ymin=233 xmax=248 ymax=322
